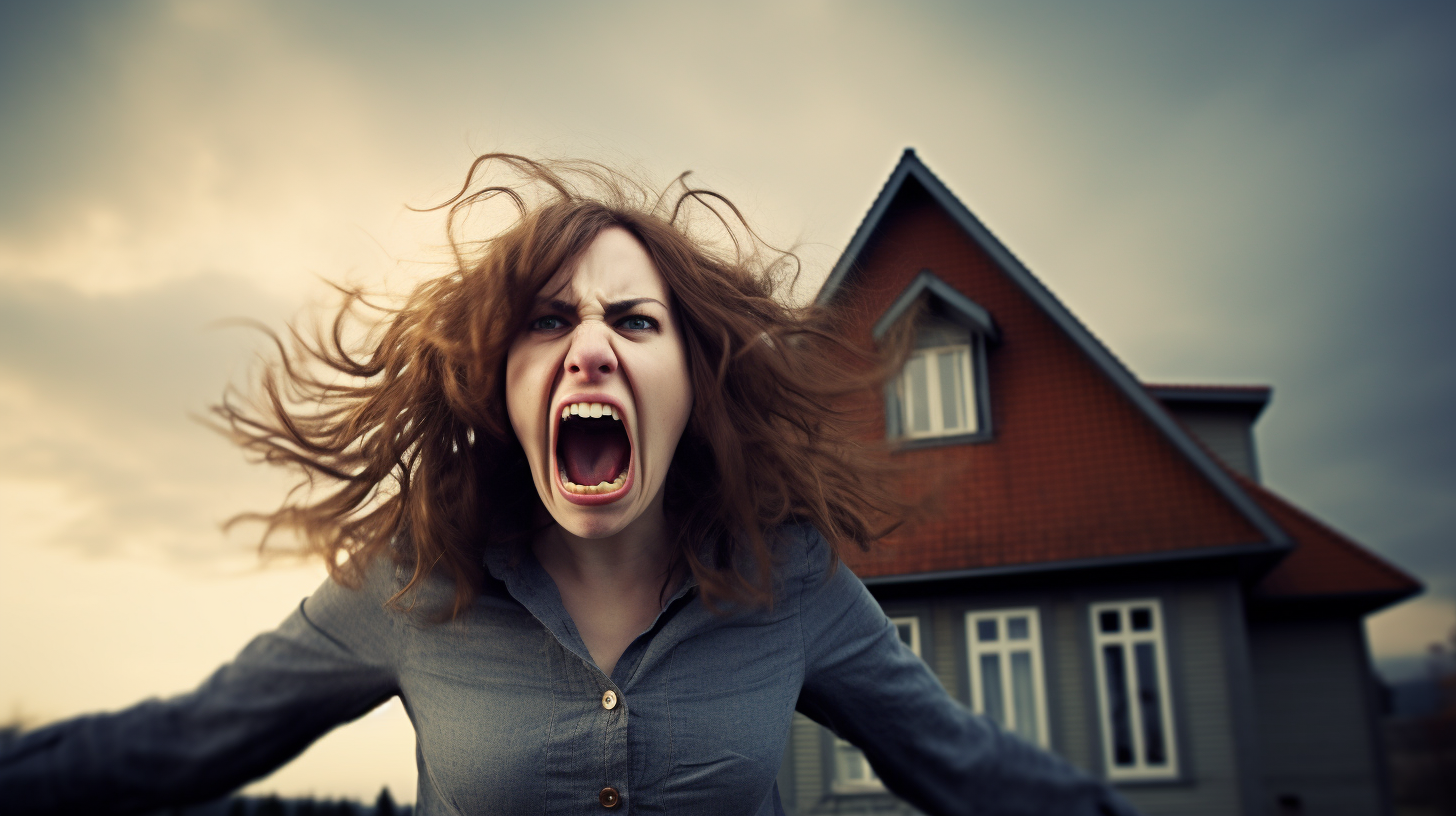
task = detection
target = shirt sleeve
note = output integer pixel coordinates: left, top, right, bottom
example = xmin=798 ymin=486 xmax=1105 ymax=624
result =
xmin=793 ymin=533 xmax=1139 ymax=816
xmin=0 ymin=559 xmax=405 ymax=816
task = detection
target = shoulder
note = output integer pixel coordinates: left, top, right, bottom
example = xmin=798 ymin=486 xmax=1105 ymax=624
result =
xmin=771 ymin=523 xmax=887 ymax=629
xmin=772 ymin=522 xmax=839 ymax=589
xmin=299 ymin=553 xmax=421 ymax=639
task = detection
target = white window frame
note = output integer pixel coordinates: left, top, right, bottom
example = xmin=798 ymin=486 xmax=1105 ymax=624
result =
xmin=896 ymin=344 xmax=977 ymax=439
xmin=1089 ymin=600 xmax=1179 ymax=780
xmin=965 ymin=608 xmax=1050 ymax=748
xmin=832 ymin=616 xmax=921 ymax=792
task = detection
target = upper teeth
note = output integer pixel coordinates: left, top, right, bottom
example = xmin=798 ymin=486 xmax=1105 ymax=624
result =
xmin=561 ymin=402 xmax=621 ymax=421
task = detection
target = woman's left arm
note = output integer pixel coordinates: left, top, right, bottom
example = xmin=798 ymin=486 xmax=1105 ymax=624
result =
xmin=794 ymin=539 xmax=1139 ymax=816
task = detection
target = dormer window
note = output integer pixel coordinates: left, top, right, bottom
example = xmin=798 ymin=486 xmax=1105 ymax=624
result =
xmin=875 ymin=270 xmax=997 ymax=445
xmin=898 ymin=333 xmax=977 ymax=438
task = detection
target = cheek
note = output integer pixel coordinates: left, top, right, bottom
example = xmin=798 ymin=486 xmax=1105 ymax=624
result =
xmin=669 ymin=355 xmax=693 ymax=432
xmin=503 ymin=345 xmax=541 ymax=445
xmin=626 ymin=344 xmax=693 ymax=456
xmin=657 ymin=339 xmax=694 ymax=441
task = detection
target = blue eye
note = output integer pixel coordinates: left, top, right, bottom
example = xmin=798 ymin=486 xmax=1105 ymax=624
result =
xmin=619 ymin=316 xmax=656 ymax=331
xmin=530 ymin=315 xmax=567 ymax=331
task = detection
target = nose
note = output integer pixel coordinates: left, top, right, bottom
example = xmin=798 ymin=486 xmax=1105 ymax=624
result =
xmin=564 ymin=321 xmax=618 ymax=381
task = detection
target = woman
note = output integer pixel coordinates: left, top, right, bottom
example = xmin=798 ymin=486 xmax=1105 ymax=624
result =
xmin=0 ymin=156 xmax=1136 ymax=815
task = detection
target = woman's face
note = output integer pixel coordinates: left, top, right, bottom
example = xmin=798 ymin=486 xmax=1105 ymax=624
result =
xmin=505 ymin=227 xmax=693 ymax=541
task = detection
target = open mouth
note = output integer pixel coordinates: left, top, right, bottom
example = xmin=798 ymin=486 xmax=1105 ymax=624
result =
xmin=554 ymin=400 xmax=633 ymax=501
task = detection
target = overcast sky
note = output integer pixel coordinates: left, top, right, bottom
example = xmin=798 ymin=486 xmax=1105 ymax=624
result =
xmin=3 ymin=0 xmax=1454 ymax=801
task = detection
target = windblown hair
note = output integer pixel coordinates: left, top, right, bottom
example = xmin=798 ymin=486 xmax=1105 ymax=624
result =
xmin=216 ymin=154 xmax=905 ymax=617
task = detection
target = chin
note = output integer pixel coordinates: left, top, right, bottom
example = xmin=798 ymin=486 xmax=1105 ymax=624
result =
xmin=555 ymin=513 xmax=630 ymax=540
xmin=548 ymin=493 xmax=654 ymax=539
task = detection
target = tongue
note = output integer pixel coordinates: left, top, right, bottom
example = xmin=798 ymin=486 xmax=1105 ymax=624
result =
xmin=559 ymin=421 xmax=630 ymax=486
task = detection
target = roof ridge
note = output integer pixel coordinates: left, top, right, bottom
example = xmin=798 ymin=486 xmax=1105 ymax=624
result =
xmin=815 ymin=149 xmax=919 ymax=305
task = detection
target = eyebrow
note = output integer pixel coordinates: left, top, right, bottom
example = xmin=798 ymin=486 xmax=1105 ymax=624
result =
xmin=603 ymin=298 xmax=666 ymax=318
xmin=541 ymin=297 xmax=667 ymax=318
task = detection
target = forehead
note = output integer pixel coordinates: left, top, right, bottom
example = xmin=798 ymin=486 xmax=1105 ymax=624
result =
xmin=544 ymin=227 xmax=670 ymax=305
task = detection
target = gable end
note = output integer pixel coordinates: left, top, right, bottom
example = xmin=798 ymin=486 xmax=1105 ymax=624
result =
xmin=818 ymin=150 xmax=1292 ymax=554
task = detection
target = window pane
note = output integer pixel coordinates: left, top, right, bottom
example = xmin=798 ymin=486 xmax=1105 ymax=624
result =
xmin=906 ymin=355 xmax=930 ymax=433
xmin=976 ymin=618 xmax=998 ymax=642
xmin=835 ymin=741 xmax=873 ymax=782
xmin=1131 ymin=607 xmax=1152 ymax=631
xmin=1103 ymin=645 xmax=1135 ymax=766
xmin=1099 ymin=610 xmax=1121 ymax=634
xmin=937 ymin=350 xmax=965 ymax=430
xmin=1011 ymin=650 xmax=1039 ymax=743
xmin=980 ymin=653 xmax=1005 ymax=726
xmin=959 ymin=348 xmax=973 ymax=430
xmin=960 ymin=347 xmax=977 ymax=433
xmin=1007 ymin=616 xmax=1029 ymax=640
xmin=896 ymin=622 xmax=914 ymax=648
xmin=1134 ymin=643 xmax=1167 ymax=765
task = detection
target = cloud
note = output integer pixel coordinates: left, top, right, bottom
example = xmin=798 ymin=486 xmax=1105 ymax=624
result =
xmin=0 ymin=273 xmax=300 ymax=564
xmin=0 ymin=0 xmax=433 ymax=298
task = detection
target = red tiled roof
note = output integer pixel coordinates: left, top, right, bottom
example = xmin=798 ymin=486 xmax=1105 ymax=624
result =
xmin=825 ymin=155 xmax=1418 ymax=610
xmin=838 ymin=183 xmax=1268 ymax=579
xmin=1242 ymin=476 xmax=1422 ymax=602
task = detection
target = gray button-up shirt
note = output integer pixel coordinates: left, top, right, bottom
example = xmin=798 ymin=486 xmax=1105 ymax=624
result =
xmin=1 ymin=526 xmax=1135 ymax=815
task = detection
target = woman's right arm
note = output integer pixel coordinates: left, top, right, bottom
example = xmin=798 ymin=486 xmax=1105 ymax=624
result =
xmin=0 ymin=560 xmax=405 ymax=816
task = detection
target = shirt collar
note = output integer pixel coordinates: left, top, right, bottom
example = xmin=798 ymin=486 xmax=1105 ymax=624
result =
xmin=482 ymin=541 xmax=699 ymax=679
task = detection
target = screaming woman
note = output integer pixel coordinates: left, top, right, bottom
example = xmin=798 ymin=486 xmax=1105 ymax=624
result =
xmin=0 ymin=155 xmax=1138 ymax=816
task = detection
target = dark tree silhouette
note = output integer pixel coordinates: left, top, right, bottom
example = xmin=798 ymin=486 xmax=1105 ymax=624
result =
xmin=255 ymin=794 xmax=286 ymax=816
xmin=1387 ymin=622 xmax=1456 ymax=815
xmin=373 ymin=787 xmax=397 ymax=816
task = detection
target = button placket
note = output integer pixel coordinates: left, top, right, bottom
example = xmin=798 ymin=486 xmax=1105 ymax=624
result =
xmin=597 ymin=687 xmax=624 ymax=808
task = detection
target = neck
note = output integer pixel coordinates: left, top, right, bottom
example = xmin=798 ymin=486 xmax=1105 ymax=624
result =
xmin=532 ymin=495 xmax=685 ymax=677
xmin=533 ymin=497 xmax=678 ymax=595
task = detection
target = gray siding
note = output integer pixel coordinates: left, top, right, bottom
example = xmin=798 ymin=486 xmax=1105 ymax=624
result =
xmin=1050 ymin=596 xmax=1097 ymax=770
xmin=1248 ymin=617 xmax=1389 ymax=816
xmin=788 ymin=713 xmax=824 ymax=813
xmin=929 ymin=602 xmax=960 ymax=695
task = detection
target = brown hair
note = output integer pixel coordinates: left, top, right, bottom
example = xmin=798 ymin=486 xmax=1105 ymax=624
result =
xmin=216 ymin=154 xmax=904 ymax=617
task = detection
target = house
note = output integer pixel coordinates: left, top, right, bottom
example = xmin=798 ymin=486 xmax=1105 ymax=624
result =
xmin=775 ymin=150 xmax=1421 ymax=816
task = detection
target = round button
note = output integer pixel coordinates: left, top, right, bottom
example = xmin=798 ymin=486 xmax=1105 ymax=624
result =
xmin=599 ymin=786 xmax=620 ymax=808
xmin=602 ymin=689 xmax=618 ymax=710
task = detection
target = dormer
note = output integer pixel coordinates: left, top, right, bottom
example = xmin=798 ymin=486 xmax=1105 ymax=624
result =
xmin=874 ymin=270 xmax=998 ymax=446
xmin=1147 ymin=384 xmax=1271 ymax=483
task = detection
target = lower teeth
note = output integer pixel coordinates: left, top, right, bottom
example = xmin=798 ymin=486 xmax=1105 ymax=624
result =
xmin=561 ymin=473 xmax=627 ymax=495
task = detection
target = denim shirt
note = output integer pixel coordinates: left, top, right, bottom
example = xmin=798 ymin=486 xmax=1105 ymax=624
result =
xmin=1 ymin=526 xmax=1135 ymax=816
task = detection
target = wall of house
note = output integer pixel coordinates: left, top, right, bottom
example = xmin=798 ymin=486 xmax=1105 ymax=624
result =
xmin=777 ymin=578 xmax=1259 ymax=816
xmin=1248 ymin=615 xmax=1390 ymax=816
